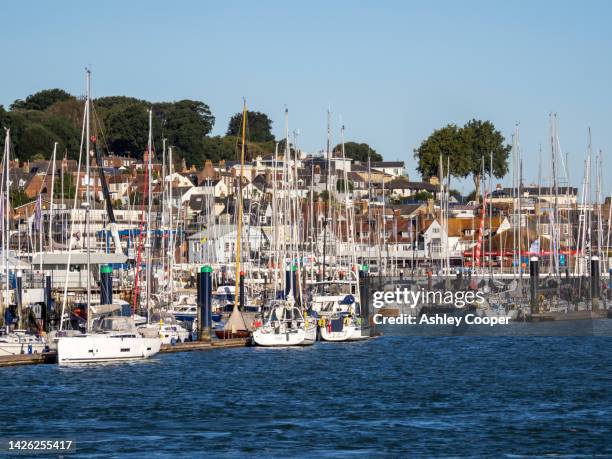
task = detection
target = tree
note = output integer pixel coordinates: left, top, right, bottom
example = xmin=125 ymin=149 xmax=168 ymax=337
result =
xmin=336 ymin=178 xmax=354 ymax=192
xmin=414 ymin=119 xmax=510 ymax=202
xmin=55 ymin=172 xmax=76 ymax=199
xmin=11 ymin=89 xmax=74 ymax=111
xmin=105 ymin=103 xmax=162 ymax=156
xmin=332 ymin=142 xmax=382 ymax=162
xmin=461 ymin=119 xmax=510 ymax=199
xmin=155 ymin=99 xmax=215 ymax=165
xmin=412 ymin=191 xmax=434 ymax=202
xmin=227 ymin=111 xmax=274 ymax=143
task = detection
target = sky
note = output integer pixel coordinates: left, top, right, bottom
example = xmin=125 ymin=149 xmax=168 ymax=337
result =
xmin=2 ymin=0 xmax=612 ymax=195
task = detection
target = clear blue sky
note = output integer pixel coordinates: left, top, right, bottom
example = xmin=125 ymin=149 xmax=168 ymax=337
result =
xmin=2 ymin=0 xmax=611 ymax=194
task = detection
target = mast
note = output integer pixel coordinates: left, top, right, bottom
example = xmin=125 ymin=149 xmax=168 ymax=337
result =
xmin=85 ymin=69 xmax=92 ymax=333
xmin=322 ymin=109 xmax=331 ymax=281
xmin=2 ymin=129 xmax=10 ymax=332
xmin=234 ymin=100 xmax=247 ymax=309
xmin=145 ymin=109 xmax=153 ymax=322
xmin=168 ymin=146 xmax=174 ymax=302
xmin=49 ymin=142 xmax=57 ymax=251
xmin=161 ymin=138 xmax=166 ymax=290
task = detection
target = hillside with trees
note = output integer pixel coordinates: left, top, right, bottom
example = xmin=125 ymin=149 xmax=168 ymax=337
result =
xmin=0 ymin=90 xmax=279 ymax=167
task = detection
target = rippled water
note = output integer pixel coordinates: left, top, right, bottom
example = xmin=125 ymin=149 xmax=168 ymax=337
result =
xmin=2 ymin=333 xmax=612 ymax=457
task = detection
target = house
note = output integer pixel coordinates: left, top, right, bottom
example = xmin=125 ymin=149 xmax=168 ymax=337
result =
xmin=384 ymin=178 xmax=437 ymax=200
xmin=370 ymin=161 xmax=405 ymax=177
xmin=490 ymin=186 xmax=578 ymax=210
xmin=101 ymin=155 xmax=137 ymax=169
xmin=187 ymin=224 xmax=268 ymax=263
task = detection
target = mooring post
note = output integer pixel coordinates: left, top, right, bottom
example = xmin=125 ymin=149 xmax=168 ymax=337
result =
xmin=100 ymin=265 xmax=113 ymax=305
xmin=358 ymin=265 xmax=370 ymax=326
xmin=529 ymin=256 xmax=539 ymax=314
xmin=285 ymin=268 xmax=291 ymax=299
xmin=199 ymin=265 xmax=212 ymax=342
xmin=591 ymin=256 xmax=600 ymax=310
xmin=16 ymin=270 xmax=23 ymax=329
xmin=196 ymin=271 xmax=202 ymax=341
xmin=291 ymin=265 xmax=299 ymax=305
xmin=44 ymin=272 xmax=52 ymax=332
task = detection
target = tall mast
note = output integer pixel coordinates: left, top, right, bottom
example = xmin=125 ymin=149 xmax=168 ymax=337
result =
xmin=146 ymin=109 xmax=153 ymax=322
xmin=322 ymin=109 xmax=331 ymax=281
xmin=168 ymin=146 xmax=174 ymax=302
xmin=234 ymin=100 xmax=247 ymax=309
xmin=161 ymin=138 xmax=166 ymax=289
xmin=49 ymin=142 xmax=58 ymax=251
xmin=3 ymin=129 xmax=10 ymax=332
xmin=85 ymin=69 xmax=92 ymax=333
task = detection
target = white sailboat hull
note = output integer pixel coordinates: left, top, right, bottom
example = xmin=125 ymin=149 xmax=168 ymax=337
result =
xmin=57 ymin=334 xmax=161 ymax=364
xmin=320 ymin=324 xmax=370 ymax=342
xmin=253 ymin=323 xmax=316 ymax=347
xmin=0 ymin=340 xmax=47 ymax=356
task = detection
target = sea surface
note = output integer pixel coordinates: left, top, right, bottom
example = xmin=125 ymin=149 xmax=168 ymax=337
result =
xmin=2 ymin=328 xmax=612 ymax=458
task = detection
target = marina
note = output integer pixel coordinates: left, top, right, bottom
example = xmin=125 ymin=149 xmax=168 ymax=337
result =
xmin=1 ymin=79 xmax=612 ymax=362
xmin=2 ymin=1 xmax=612 ymax=456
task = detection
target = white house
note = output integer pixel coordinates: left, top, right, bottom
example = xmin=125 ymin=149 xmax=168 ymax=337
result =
xmin=188 ymin=224 xmax=268 ymax=264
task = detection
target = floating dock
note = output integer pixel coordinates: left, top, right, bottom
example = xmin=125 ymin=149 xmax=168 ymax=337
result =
xmin=0 ymin=338 xmax=250 ymax=367
xmin=0 ymin=352 xmax=57 ymax=367
xmin=528 ymin=310 xmax=609 ymax=322
xmin=159 ymin=338 xmax=250 ymax=353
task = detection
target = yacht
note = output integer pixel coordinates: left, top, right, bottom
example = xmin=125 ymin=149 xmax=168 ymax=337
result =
xmin=138 ymin=313 xmax=190 ymax=344
xmin=252 ymin=300 xmax=316 ymax=346
xmin=0 ymin=330 xmax=48 ymax=356
xmin=56 ymin=316 xmax=161 ymax=364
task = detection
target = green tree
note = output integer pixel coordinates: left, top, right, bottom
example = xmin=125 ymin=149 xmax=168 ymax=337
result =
xmin=414 ymin=119 xmax=510 ymax=202
xmin=333 ymin=142 xmax=382 ymax=162
xmin=10 ymin=189 xmax=31 ymax=208
xmin=412 ymin=191 xmax=433 ymax=201
xmin=54 ymin=172 xmax=76 ymax=199
xmin=11 ymin=89 xmax=74 ymax=111
xmin=105 ymin=103 xmax=162 ymax=156
xmin=227 ymin=111 xmax=274 ymax=143
xmin=155 ymin=99 xmax=215 ymax=165
xmin=336 ymin=178 xmax=354 ymax=192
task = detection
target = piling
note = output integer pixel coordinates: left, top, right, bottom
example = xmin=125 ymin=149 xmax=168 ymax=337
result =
xmin=285 ymin=269 xmax=291 ymax=298
xmin=16 ymin=270 xmax=23 ymax=329
xmin=44 ymin=273 xmax=52 ymax=332
xmin=100 ymin=265 xmax=113 ymax=305
xmin=198 ymin=265 xmax=212 ymax=342
xmin=358 ymin=265 xmax=370 ymax=325
xmin=196 ymin=271 xmax=202 ymax=340
xmin=291 ymin=265 xmax=299 ymax=304
xmin=591 ymin=256 xmax=600 ymax=310
xmin=529 ymin=256 xmax=539 ymax=314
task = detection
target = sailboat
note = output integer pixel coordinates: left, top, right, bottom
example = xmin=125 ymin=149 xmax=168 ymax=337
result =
xmin=57 ymin=70 xmax=161 ymax=364
xmin=252 ymin=109 xmax=316 ymax=346
xmin=0 ymin=129 xmax=48 ymax=356
xmin=216 ymin=101 xmax=251 ymax=339
xmin=315 ymin=124 xmax=369 ymax=342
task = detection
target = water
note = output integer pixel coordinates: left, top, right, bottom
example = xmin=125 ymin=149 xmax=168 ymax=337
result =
xmin=2 ymin=334 xmax=612 ymax=457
